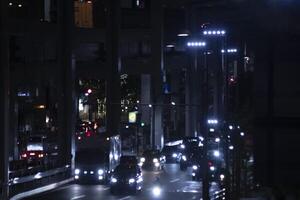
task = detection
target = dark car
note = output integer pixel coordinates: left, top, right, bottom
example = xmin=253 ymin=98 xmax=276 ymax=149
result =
xmin=179 ymin=145 xmax=203 ymax=171
xmin=192 ymin=160 xmax=226 ymax=186
xmin=120 ymin=155 xmax=138 ymax=165
xmin=140 ymin=149 xmax=165 ymax=170
xmin=161 ymin=145 xmax=181 ymax=163
xmin=110 ymin=164 xmax=143 ymax=194
xmin=191 ymin=149 xmax=226 ymax=182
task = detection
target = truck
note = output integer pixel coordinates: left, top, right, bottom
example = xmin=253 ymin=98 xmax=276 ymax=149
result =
xmin=20 ymin=135 xmax=46 ymax=166
xmin=74 ymin=134 xmax=121 ymax=183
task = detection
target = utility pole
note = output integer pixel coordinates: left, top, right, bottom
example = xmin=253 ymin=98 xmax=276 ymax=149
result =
xmin=0 ymin=0 xmax=10 ymax=198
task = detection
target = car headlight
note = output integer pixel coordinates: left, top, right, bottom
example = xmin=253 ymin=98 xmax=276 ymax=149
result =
xmin=98 ymin=169 xmax=104 ymax=175
xmin=213 ymin=150 xmax=220 ymax=157
xmin=192 ymin=165 xmax=198 ymax=170
xmin=192 ymin=173 xmax=196 ymax=177
xmin=210 ymin=166 xmax=215 ymax=171
xmin=153 ymin=158 xmax=158 ymax=163
xmin=180 ymin=144 xmax=185 ymax=149
xmin=129 ymin=178 xmax=135 ymax=184
xmin=152 ymin=186 xmax=162 ymax=197
xmin=137 ymin=176 xmax=143 ymax=183
xmin=155 ymin=162 xmax=160 ymax=167
xmin=75 ymin=169 xmax=80 ymax=175
xmin=140 ymin=157 xmax=145 ymax=163
xmin=182 ymin=155 xmax=187 ymax=161
xmin=220 ymin=174 xmax=225 ymax=180
xmin=111 ymin=177 xmax=117 ymax=183
xmin=172 ymin=153 xmax=178 ymax=158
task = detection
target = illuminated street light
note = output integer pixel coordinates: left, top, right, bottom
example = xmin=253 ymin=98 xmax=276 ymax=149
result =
xmin=229 ymin=125 xmax=233 ymax=130
xmin=177 ymin=33 xmax=189 ymax=37
xmin=203 ymin=29 xmax=226 ymax=36
xmin=166 ymin=44 xmax=175 ymax=48
xmin=240 ymin=132 xmax=245 ymax=136
xmin=215 ymin=138 xmax=220 ymax=143
xmin=187 ymin=41 xmax=206 ymax=47
xmin=222 ymin=48 xmax=238 ymax=53
xmin=171 ymin=102 xmax=176 ymax=106
xmin=229 ymin=145 xmax=234 ymax=150
xmin=208 ymin=119 xmax=218 ymax=124
xmin=148 ymin=104 xmax=152 ymax=108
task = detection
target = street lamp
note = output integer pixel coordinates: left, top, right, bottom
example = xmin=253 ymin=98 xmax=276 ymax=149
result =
xmin=187 ymin=41 xmax=206 ymax=47
xmin=166 ymin=44 xmax=175 ymax=48
xmin=203 ymin=29 xmax=226 ymax=36
xmin=221 ymin=48 xmax=238 ymax=53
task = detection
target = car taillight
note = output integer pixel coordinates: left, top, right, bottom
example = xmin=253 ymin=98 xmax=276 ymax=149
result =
xmin=21 ymin=153 xmax=27 ymax=158
xmin=86 ymin=131 xmax=91 ymax=137
xmin=29 ymin=152 xmax=36 ymax=156
xmin=208 ymin=161 xmax=213 ymax=166
xmin=38 ymin=154 xmax=44 ymax=158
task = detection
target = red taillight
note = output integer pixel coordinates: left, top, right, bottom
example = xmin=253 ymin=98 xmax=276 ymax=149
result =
xmin=86 ymin=131 xmax=91 ymax=137
xmin=38 ymin=154 xmax=44 ymax=158
xmin=21 ymin=153 xmax=27 ymax=158
xmin=208 ymin=161 xmax=213 ymax=166
xmin=78 ymin=136 xmax=82 ymax=140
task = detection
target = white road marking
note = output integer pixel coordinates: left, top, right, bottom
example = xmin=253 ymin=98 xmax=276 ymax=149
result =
xmin=71 ymin=195 xmax=86 ymax=200
xmin=103 ymin=187 xmax=109 ymax=190
xmin=118 ymin=196 xmax=131 ymax=200
xmin=170 ymin=178 xmax=180 ymax=183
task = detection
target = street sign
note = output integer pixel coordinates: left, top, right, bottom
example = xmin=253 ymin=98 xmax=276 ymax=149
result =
xmin=128 ymin=111 xmax=138 ymax=123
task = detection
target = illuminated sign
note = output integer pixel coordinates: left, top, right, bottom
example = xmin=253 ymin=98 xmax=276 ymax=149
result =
xmin=128 ymin=112 xmax=137 ymax=123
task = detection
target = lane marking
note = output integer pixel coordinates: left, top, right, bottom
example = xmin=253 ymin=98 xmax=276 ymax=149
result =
xmin=118 ymin=196 xmax=131 ymax=200
xmin=71 ymin=195 xmax=86 ymax=200
xmin=170 ymin=178 xmax=180 ymax=183
xmin=103 ymin=187 xmax=109 ymax=190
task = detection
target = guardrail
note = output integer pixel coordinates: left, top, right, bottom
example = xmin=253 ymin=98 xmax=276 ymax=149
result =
xmin=9 ymin=165 xmax=71 ymax=198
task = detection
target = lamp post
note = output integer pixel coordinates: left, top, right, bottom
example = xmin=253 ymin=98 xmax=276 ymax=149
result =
xmin=186 ymin=40 xmax=210 ymax=200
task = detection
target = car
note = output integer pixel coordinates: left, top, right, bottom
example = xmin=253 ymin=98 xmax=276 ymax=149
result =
xmin=179 ymin=145 xmax=203 ymax=171
xmin=191 ymin=149 xmax=226 ymax=182
xmin=161 ymin=145 xmax=181 ymax=163
xmin=110 ymin=164 xmax=143 ymax=194
xmin=192 ymin=160 xmax=226 ymax=185
xmin=140 ymin=149 xmax=165 ymax=170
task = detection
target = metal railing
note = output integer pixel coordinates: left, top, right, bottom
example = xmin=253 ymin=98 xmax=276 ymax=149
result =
xmin=9 ymin=165 xmax=71 ymax=198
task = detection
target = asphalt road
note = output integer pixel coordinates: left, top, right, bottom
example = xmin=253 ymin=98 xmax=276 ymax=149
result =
xmin=22 ymin=164 xmax=220 ymax=200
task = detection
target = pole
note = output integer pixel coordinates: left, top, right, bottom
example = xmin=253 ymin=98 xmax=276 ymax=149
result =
xmin=0 ymin=0 xmax=10 ymax=198
xmin=105 ymin=0 xmax=121 ymax=136
xmin=202 ymin=52 xmax=210 ymax=200
xmin=151 ymin=105 xmax=155 ymax=149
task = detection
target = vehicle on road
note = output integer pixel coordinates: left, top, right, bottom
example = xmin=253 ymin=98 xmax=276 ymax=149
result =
xmin=161 ymin=145 xmax=181 ymax=163
xmin=110 ymin=163 xmax=143 ymax=194
xmin=20 ymin=135 xmax=46 ymax=166
xmin=74 ymin=134 xmax=121 ymax=183
xmin=179 ymin=145 xmax=203 ymax=171
xmin=140 ymin=149 xmax=165 ymax=171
